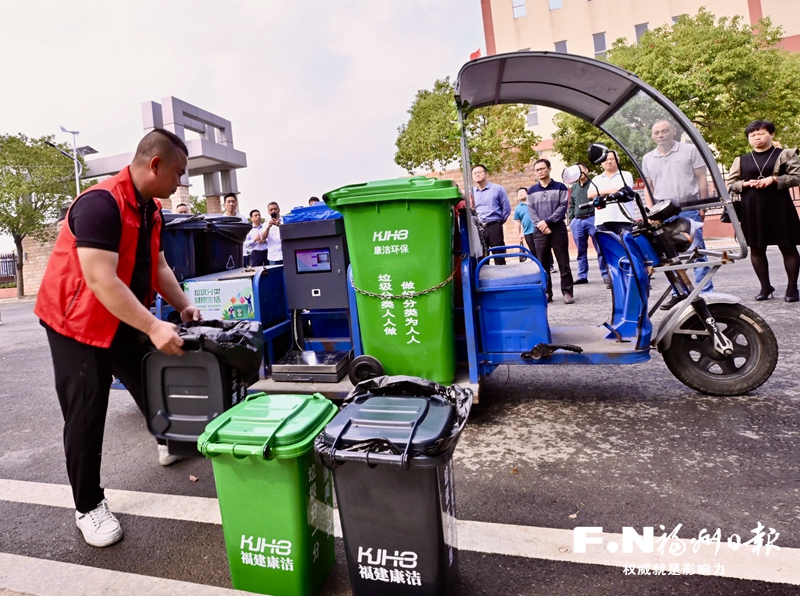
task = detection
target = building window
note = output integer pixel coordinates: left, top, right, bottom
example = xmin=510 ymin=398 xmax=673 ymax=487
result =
xmin=593 ymin=32 xmax=607 ymax=59
xmin=554 ymin=40 xmax=568 ymax=53
xmin=512 ymin=0 xmax=526 ymax=19
xmin=527 ymin=105 xmax=539 ymax=127
xmin=549 ymin=0 xmax=563 ymax=9
xmin=635 ymin=23 xmax=648 ymax=42
xmin=672 ymin=15 xmax=685 ymax=24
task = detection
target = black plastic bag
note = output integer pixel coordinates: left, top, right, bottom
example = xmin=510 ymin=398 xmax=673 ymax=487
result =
xmin=178 ymin=319 xmax=263 ymax=384
xmin=315 ymin=375 xmax=472 ymax=469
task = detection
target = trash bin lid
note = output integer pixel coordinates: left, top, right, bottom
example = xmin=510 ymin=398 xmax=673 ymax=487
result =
xmin=321 ymin=396 xmax=454 ymax=452
xmin=163 ymin=213 xmax=207 ymax=228
xmin=324 ymin=177 xmax=462 ymax=209
xmin=198 ymin=393 xmax=338 ymax=459
xmin=204 ymin=218 xmax=252 ymax=242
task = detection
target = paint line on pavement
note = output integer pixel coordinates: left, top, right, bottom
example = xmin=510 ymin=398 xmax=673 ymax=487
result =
xmin=0 ymin=479 xmax=223 ymax=526
xmin=0 ymin=552 xmax=249 ymax=596
xmin=2 ymin=479 xmax=798 ymax=587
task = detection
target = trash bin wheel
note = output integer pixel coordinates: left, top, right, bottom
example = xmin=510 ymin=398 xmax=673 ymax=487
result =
xmin=348 ymin=355 xmax=384 ymax=385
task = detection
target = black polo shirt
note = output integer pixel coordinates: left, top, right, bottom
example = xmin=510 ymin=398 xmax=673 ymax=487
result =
xmin=68 ymin=188 xmax=164 ymax=304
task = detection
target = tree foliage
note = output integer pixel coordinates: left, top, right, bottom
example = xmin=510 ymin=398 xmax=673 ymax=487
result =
xmin=190 ymin=194 xmax=208 ymax=214
xmin=0 ymin=134 xmax=83 ymax=296
xmin=553 ymin=9 xmax=800 ymax=168
xmin=551 ymin=113 xmax=636 ymax=177
xmin=395 ymin=77 xmax=541 ymax=175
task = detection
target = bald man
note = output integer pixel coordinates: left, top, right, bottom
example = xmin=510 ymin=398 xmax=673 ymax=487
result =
xmin=642 ymin=119 xmax=714 ymax=308
xmin=35 ymin=128 xmax=201 ymax=547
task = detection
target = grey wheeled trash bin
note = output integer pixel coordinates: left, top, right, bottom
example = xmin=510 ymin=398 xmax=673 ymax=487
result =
xmin=316 ymin=390 xmax=466 ymax=596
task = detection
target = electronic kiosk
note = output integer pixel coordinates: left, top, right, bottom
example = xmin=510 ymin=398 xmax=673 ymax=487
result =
xmin=271 ymin=218 xmax=352 ymax=382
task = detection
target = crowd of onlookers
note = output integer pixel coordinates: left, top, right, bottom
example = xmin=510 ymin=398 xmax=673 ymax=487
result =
xmin=472 ymin=118 xmax=800 ymax=306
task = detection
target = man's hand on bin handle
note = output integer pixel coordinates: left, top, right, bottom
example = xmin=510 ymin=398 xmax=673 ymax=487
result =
xmin=146 ymin=319 xmax=185 ymax=356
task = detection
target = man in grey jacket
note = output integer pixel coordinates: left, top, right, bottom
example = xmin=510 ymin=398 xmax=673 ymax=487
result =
xmin=528 ymin=159 xmax=574 ymax=304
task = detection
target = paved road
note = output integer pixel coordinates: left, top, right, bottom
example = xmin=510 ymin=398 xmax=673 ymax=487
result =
xmin=1 ymin=247 xmax=799 ymax=595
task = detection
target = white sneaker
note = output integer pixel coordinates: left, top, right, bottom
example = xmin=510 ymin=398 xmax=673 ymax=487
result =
xmin=75 ymin=499 xmax=123 ymax=547
xmin=158 ymin=444 xmax=181 ymax=466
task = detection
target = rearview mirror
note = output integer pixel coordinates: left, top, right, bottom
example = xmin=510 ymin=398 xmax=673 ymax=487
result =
xmin=588 ymin=143 xmax=609 ymax=165
xmin=562 ymin=165 xmax=582 ymax=185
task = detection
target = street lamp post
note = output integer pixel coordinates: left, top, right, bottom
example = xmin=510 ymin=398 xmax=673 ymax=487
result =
xmin=45 ymin=128 xmax=97 ymax=199
xmin=59 ymin=126 xmax=82 ymax=198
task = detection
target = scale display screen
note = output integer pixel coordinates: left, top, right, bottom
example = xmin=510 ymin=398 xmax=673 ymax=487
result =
xmin=296 ymin=248 xmax=332 ymax=274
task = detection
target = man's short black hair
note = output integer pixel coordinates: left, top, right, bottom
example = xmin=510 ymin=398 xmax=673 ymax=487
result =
xmin=176 ymin=202 xmax=188 ymax=208
xmin=745 ymin=120 xmax=775 ymax=136
xmin=576 ymin=162 xmax=588 ymax=169
xmin=308 ymin=196 xmax=321 ymax=205
xmin=472 ymin=164 xmax=488 ymax=173
xmin=224 ymin=193 xmax=237 ymax=201
xmin=534 ymin=158 xmax=551 ymax=169
xmin=249 ymin=209 xmax=261 ymax=217
xmin=134 ymin=128 xmax=188 ymax=163
xmin=517 ymin=187 xmax=528 ymax=193
xmin=268 ymin=201 xmax=279 ymax=209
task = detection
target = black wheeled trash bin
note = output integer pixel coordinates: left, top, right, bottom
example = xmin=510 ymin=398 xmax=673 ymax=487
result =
xmin=316 ymin=390 xmax=465 ymax=596
xmin=143 ymin=320 xmax=263 ymax=457
xmin=195 ymin=215 xmax=252 ymax=276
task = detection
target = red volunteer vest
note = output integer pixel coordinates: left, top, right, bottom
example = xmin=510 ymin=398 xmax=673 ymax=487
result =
xmin=34 ymin=167 xmax=163 ymax=348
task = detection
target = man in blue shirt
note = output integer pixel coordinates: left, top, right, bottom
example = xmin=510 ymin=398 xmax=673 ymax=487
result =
xmin=472 ymin=164 xmax=511 ymax=265
xmin=528 ymin=159 xmax=574 ymax=304
xmin=513 ymin=187 xmax=536 ymax=261
xmin=568 ymin=163 xmax=608 ymax=286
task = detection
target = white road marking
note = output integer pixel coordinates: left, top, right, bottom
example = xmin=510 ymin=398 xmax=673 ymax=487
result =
xmin=1 ymin=479 xmax=799 ymax=589
xmin=0 ymin=552 xmax=250 ymax=596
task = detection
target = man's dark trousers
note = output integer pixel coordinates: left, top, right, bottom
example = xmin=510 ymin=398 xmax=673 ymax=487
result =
xmin=533 ymin=221 xmax=574 ymax=299
xmin=250 ymin=249 xmax=268 ymax=266
xmin=524 ymin=233 xmax=537 ymax=261
xmin=46 ymin=323 xmax=155 ymax=513
xmin=481 ymin=220 xmax=507 ymax=265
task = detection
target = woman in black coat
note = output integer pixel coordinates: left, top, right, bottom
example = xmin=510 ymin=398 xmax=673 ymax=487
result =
xmin=727 ymin=120 xmax=800 ymax=302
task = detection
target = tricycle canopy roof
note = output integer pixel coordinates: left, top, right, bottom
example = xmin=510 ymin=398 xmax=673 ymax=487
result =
xmin=453 ymin=51 xmax=746 ymax=259
xmin=455 ymin=52 xmax=647 ymax=125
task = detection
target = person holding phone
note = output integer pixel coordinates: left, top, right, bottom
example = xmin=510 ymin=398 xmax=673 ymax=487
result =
xmin=266 ymin=201 xmax=283 ymax=265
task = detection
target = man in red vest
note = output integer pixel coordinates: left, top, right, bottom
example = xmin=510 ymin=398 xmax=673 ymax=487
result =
xmin=35 ymin=128 xmax=200 ymax=547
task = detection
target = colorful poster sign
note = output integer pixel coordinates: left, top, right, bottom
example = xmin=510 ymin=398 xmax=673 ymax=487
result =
xmin=183 ymin=278 xmax=255 ymax=320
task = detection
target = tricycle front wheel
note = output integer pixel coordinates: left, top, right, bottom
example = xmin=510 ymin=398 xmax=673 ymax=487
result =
xmin=661 ymin=303 xmax=778 ymax=396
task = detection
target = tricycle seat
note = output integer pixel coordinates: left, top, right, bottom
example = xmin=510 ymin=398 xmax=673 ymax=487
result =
xmin=478 ymin=259 xmax=542 ymax=288
xmin=474 ymin=250 xmax=551 ymax=353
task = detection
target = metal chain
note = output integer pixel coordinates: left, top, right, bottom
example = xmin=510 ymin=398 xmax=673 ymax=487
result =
xmin=349 ymin=262 xmax=460 ymax=300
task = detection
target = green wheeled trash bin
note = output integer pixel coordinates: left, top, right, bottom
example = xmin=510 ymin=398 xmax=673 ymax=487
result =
xmin=198 ymin=392 xmax=338 ymax=596
xmin=324 ymin=177 xmax=462 ymax=384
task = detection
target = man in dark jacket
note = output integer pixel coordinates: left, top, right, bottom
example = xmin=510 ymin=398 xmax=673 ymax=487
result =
xmin=528 ymin=159 xmax=575 ymax=303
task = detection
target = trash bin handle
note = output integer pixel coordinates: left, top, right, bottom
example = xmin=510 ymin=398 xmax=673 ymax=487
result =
xmin=260 ymin=402 xmax=304 ymax=460
xmin=399 ymin=400 xmax=429 ymax=471
xmin=329 ymin=401 xmax=429 ymax=470
xmin=327 ymin=418 xmax=352 ymax=465
xmin=201 ymin=442 xmax=261 ymax=458
xmin=333 ymin=450 xmax=408 ymax=466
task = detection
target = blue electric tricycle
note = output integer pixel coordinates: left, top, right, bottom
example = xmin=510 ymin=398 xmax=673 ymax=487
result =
xmin=454 ymin=52 xmax=778 ymax=397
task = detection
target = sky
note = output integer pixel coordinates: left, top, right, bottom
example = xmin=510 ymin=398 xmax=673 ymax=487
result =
xmin=0 ymin=0 xmax=485 ymax=252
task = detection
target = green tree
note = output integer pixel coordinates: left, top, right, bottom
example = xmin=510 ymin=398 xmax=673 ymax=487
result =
xmin=0 ymin=134 xmax=81 ymax=296
xmin=551 ymin=113 xmax=635 ymax=176
xmin=189 ymin=194 xmax=208 ymax=214
xmin=553 ymin=9 xmax=800 ymax=168
xmin=395 ymin=77 xmax=541 ymax=175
